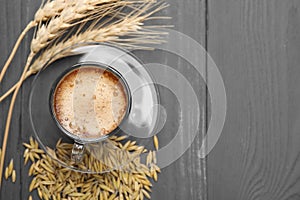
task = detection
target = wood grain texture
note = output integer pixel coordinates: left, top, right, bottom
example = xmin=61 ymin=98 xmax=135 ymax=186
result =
xmin=207 ymin=0 xmax=300 ymax=200
xmin=0 ymin=0 xmax=23 ymax=199
xmin=134 ymin=0 xmax=207 ymax=199
xmin=0 ymin=0 xmax=207 ymax=199
xmin=19 ymin=1 xmax=41 ymax=199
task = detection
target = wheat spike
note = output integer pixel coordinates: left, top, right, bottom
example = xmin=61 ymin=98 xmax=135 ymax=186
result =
xmin=31 ymin=0 xmax=126 ymax=54
xmin=0 ymin=0 xmax=72 ymax=82
xmin=28 ymin=2 xmax=168 ymax=75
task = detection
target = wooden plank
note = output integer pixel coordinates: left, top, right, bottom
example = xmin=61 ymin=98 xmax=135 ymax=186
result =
xmin=0 ymin=0 xmax=23 ymax=199
xmin=134 ymin=0 xmax=207 ymax=199
xmin=19 ymin=1 xmax=41 ymax=199
xmin=207 ymin=0 xmax=300 ymax=199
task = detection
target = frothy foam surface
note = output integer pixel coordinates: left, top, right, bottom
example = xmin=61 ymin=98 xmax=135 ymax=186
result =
xmin=53 ymin=66 xmax=128 ymax=139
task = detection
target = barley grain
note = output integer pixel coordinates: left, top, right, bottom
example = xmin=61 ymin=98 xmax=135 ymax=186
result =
xmin=113 ymin=135 xmax=128 ymax=142
xmin=4 ymin=167 xmax=9 ymax=180
xmin=108 ymin=193 xmax=117 ymax=200
xmin=144 ymin=185 xmax=151 ymax=192
xmin=23 ymin=143 xmax=33 ymax=149
xmin=41 ymin=181 xmax=56 ymax=185
xmin=29 ymin=177 xmax=37 ymax=192
xmin=8 ymin=159 xmax=13 ymax=176
xmin=152 ymin=151 xmax=157 ymax=164
xmin=12 ymin=170 xmax=16 ymax=183
xmin=153 ymin=135 xmax=159 ymax=150
xmin=100 ymin=184 xmax=114 ymax=193
xmin=139 ymin=191 xmax=144 ymax=200
xmin=69 ymin=192 xmax=84 ymax=197
xmin=153 ymin=164 xmax=161 ymax=173
xmin=146 ymin=151 xmax=152 ymax=166
xmin=153 ymin=170 xmax=158 ymax=181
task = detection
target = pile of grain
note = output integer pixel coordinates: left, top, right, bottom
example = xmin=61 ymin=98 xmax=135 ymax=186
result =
xmin=23 ymin=136 xmax=160 ymax=200
xmin=4 ymin=159 xmax=16 ymax=182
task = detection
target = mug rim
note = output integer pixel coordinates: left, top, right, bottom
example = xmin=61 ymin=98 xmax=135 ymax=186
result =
xmin=49 ymin=61 xmax=132 ymax=144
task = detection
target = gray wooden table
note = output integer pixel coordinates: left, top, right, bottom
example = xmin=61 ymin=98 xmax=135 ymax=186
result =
xmin=1 ymin=0 xmax=300 ymax=200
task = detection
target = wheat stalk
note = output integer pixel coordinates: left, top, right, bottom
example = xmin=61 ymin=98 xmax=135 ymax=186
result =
xmin=0 ymin=0 xmax=125 ymax=83
xmin=0 ymin=0 xmax=169 ymax=187
xmin=0 ymin=0 xmax=73 ymax=83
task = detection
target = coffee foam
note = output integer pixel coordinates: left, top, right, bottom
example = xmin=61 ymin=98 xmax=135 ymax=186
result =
xmin=53 ymin=66 xmax=127 ymax=139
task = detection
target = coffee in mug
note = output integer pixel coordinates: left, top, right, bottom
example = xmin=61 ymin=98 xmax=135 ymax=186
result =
xmin=50 ymin=63 xmax=131 ymax=162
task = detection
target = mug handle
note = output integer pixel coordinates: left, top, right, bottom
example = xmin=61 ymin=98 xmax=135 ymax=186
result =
xmin=71 ymin=142 xmax=85 ymax=163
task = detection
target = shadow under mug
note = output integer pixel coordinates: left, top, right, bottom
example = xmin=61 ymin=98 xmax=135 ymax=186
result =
xmin=49 ymin=62 xmax=132 ymax=163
